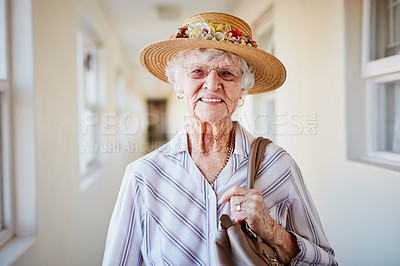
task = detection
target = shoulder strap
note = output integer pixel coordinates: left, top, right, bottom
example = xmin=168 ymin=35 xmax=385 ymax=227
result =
xmin=247 ymin=137 xmax=272 ymax=189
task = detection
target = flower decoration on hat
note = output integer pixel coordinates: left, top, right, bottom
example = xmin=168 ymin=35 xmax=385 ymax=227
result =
xmin=171 ymin=19 xmax=258 ymax=48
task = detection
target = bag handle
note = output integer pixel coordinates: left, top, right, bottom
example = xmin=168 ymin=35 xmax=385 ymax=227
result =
xmin=247 ymin=137 xmax=272 ymax=189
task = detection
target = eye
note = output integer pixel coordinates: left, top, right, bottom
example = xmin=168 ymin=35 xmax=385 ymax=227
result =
xmin=219 ymin=69 xmax=237 ymax=80
xmin=187 ymin=66 xmax=207 ymax=79
xmin=222 ymin=70 xmax=234 ymax=76
xmin=192 ymin=68 xmax=204 ymax=74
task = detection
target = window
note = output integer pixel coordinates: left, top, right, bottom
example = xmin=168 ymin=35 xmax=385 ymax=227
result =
xmin=0 ymin=0 xmax=13 ymax=248
xmin=77 ymin=16 xmax=107 ymax=178
xmin=115 ymin=68 xmax=126 ymax=144
xmin=366 ymin=74 xmax=400 ymax=163
xmin=115 ymin=68 xmax=126 ymax=114
xmin=362 ymin=0 xmax=400 ymax=167
xmin=368 ymin=0 xmax=400 ymax=60
xmin=376 ymin=81 xmax=400 ymax=154
xmin=0 ymin=0 xmax=7 ymax=80
xmin=0 ymin=0 xmax=36 ymax=262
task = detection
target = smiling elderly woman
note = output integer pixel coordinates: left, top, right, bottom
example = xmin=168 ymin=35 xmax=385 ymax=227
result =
xmin=103 ymin=12 xmax=337 ymax=266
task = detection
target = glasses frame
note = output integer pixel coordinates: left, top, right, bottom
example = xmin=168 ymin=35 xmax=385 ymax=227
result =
xmin=184 ymin=64 xmax=242 ymax=81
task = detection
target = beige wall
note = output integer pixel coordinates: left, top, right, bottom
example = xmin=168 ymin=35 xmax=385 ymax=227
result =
xmin=8 ymin=0 xmax=400 ymax=265
xmin=234 ymin=0 xmax=400 ymax=265
xmin=12 ymin=0 xmax=146 ymax=265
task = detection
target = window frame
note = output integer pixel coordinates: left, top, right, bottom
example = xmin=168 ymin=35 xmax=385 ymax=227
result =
xmin=0 ymin=0 xmax=7 ymax=80
xmin=362 ymin=0 xmax=400 ymax=78
xmin=0 ymin=0 xmax=14 ymax=248
xmin=115 ymin=67 xmax=127 ymax=144
xmin=77 ymin=15 xmax=107 ymax=190
xmin=0 ymin=0 xmax=37 ymax=263
xmin=365 ymin=73 xmax=400 ymax=166
xmin=362 ymin=0 xmax=400 ymax=168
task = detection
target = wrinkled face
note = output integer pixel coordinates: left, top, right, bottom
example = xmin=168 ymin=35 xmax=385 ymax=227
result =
xmin=180 ymin=53 xmax=243 ymax=123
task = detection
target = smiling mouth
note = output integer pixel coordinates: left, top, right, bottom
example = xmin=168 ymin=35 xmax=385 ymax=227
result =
xmin=200 ymin=98 xmax=224 ymax=103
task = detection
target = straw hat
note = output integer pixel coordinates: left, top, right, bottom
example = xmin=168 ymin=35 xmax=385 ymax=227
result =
xmin=139 ymin=12 xmax=286 ymax=95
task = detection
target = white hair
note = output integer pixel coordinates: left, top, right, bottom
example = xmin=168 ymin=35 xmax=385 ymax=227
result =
xmin=165 ymin=48 xmax=255 ymax=94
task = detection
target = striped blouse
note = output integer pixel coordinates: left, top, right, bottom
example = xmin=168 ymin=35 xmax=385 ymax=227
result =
xmin=103 ymin=122 xmax=337 ymax=266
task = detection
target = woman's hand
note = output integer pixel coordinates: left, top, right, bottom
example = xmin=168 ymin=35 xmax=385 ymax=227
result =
xmin=218 ymin=186 xmax=275 ymax=241
xmin=218 ymin=186 xmax=300 ymax=264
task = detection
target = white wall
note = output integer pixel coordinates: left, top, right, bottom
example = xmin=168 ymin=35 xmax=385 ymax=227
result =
xmin=11 ymin=0 xmax=147 ymax=265
xmin=233 ymin=0 xmax=400 ymax=265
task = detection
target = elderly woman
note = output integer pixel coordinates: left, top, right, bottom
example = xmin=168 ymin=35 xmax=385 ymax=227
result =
xmin=103 ymin=12 xmax=337 ymax=266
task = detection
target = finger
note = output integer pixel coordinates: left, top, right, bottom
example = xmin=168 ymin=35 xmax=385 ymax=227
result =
xmin=229 ymin=195 xmax=244 ymax=206
xmin=231 ymin=199 xmax=244 ymax=214
xmin=232 ymin=209 xmax=249 ymax=224
xmin=218 ymin=186 xmax=250 ymax=204
xmin=231 ymin=199 xmax=256 ymax=214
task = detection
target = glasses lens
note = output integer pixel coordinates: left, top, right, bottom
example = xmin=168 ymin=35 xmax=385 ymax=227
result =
xmin=217 ymin=68 xmax=240 ymax=81
xmin=185 ymin=65 xmax=208 ymax=79
xmin=185 ymin=64 xmax=241 ymax=81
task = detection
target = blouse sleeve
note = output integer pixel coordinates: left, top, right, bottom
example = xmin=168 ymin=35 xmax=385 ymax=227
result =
xmin=287 ymin=160 xmax=338 ymax=266
xmin=102 ymin=164 xmax=144 ymax=266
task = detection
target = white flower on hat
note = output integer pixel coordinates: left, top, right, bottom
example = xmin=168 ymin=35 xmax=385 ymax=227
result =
xmin=188 ymin=22 xmax=210 ymax=37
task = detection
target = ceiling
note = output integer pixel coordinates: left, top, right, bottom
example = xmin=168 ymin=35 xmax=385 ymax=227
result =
xmin=101 ymin=0 xmax=239 ymax=70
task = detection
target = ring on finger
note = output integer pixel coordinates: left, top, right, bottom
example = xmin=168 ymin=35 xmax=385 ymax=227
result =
xmin=236 ymin=204 xmax=242 ymax=211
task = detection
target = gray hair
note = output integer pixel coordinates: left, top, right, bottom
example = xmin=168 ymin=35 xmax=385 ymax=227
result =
xmin=165 ymin=49 xmax=255 ymax=94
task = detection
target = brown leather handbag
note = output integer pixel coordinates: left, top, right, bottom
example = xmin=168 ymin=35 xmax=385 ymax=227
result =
xmin=214 ymin=137 xmax=283 ymax=266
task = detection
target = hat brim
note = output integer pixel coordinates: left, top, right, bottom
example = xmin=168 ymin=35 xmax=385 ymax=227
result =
xmin=139 ymin=38 xmax=286 ymax=95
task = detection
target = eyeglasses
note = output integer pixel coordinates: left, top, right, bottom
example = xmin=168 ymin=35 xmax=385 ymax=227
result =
xmin=184 ymin=64 xmax=242 ymax=81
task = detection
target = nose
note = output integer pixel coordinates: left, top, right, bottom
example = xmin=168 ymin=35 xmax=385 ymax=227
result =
xmin=203 ymin=69 xmax=222 ymax=91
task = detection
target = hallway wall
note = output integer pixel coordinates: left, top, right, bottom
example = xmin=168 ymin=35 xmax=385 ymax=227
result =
xmin=232 ymin=1 xmax=400 ymax=265
xmin=11 ymin=0 xmax=147 ymax=265
xmin=6 ymin=0 xmax=400 ymax=265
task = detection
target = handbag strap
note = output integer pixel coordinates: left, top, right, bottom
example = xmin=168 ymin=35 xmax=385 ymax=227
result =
xmin=247 ymin=137 xmax=272 ymax=189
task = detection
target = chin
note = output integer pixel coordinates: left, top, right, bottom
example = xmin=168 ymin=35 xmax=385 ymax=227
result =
xmin=193 ymin=107 xmax=231 ymax=124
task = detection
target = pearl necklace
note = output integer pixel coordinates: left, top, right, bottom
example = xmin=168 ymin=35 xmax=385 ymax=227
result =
xmin=208 ymin=126 xmax=236 ymax=186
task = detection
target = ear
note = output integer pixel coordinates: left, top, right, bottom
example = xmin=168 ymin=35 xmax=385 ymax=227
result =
xmin=174 ymin=80 xmax=184 ymax=95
